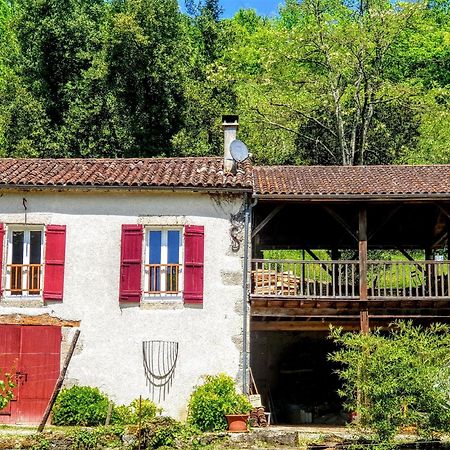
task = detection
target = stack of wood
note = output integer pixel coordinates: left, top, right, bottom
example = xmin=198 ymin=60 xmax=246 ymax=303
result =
xmin=253 ymin=269 xmax=300 ymax=296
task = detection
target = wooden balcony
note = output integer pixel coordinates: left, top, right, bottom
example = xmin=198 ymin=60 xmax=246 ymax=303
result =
xmin=144 ymin=263 xmax=181 ymax=295
xmin=6 ymin=264 xmax=42 ymax=295
xmin=251 ymin=259 xmax=450 ymax=320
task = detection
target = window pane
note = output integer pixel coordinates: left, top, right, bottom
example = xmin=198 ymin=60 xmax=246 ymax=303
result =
xmin=30 ymin=231 xmax=42 ymax=264
xmin=149 ymin=231 xmax=161 ymax=292
xmin=149 ymin=231 xmax=161 ymax=264
xmin=167 ymin=230 xmax=180 ymax=264
xmin=11 ymin=231 xmax=24 ymax=294
xmin=12 ymin=231 xmax=24 ymax=264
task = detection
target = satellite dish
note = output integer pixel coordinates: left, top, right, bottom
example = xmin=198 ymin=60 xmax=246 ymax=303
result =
xmin=230 ymin=139 xmax=249 ymax=163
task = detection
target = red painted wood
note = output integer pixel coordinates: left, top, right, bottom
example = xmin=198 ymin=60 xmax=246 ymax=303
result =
xmin=184 ymin=225 xmax=204 ymax=304
xmin=119 ymin=224 xmax=143 ymax=302
xmin=43 ymin=225 xmax=66 ymax=302
xmin=0 ymin=224 xmax=4 ymax=295
xmin=0 ymin=325 xmax=61 ymax=424
xmin=0 ymin=325 xmax=20 ymax=418
xmin=17 ymin=326 xmax=61 ymax=423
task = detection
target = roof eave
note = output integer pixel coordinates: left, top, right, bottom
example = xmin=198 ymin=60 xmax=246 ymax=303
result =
xmin=0 ymin=184 xmax=253 ymax=194
xmin=253 ymin=193 xmax=450 ymax=202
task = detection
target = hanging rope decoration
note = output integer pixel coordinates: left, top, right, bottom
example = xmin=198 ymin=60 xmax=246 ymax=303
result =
xmin=143 ymin=340 xmax=179 ymax=402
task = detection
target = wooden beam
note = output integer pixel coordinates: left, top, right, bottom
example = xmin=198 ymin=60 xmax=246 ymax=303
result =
xmin=324 ymin=206 xmax=358 ymax=242
xmin=251 ymin=307 xmax=359 ymax=317
xmin=437 ymin=205 xmax=450 ymax=221
xmin=359 ymin=207 xmax=369 ymax=334
xmin=251 ymin=321 xmax=359 ymax=331
xmin=251 ymin=205 xmax=284 ymax=239
xmin=305 ymin=248 xmax=334 ymax=277
xmin=432 ymin=231 xmax=448 ymax=249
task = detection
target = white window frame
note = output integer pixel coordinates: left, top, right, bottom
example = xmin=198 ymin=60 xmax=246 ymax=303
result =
xmin=5 ymin=225 xmax=44 ymax=298
xmin=143 ymin=227 xmax=184 ymax=300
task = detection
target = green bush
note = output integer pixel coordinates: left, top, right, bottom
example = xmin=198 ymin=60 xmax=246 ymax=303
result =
xmin=112 ymin=398 xmax=161 ymax=425
xmin=330 ymin=321 xmax=450 ymax=443
xmin=187 ymin=374 xmax=252 ymax=432
xmin=69 ymin=425 xmax=124 ymax=450
xmin=52 ymin=386 xmax=110 ymax=426
xmin=139 ymin=417 xmax=200 ymax=450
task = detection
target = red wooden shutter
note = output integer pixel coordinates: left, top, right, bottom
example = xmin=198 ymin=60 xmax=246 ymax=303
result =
xmin=0 ymin=224 xmax=4 ymax=296
xmin=184 ymin=225 xmax=204 ymax=304
xmin=119 ymin=224 xmax=143 ymax=303
xmin=43 ymin=225 xmax=66 ymax=302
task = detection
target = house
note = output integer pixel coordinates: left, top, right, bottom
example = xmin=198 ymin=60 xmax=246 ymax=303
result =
xmin=0 ymin=116 xmax=449 ymax=425
xmin=0 ymin=118 xmax=253 ymax=423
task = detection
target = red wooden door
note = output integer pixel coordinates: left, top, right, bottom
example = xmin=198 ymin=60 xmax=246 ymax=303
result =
xmin=0 ymin=325 xmax=61 ymax=424
xmin=0 ymin=325 xmax=20 ymax=417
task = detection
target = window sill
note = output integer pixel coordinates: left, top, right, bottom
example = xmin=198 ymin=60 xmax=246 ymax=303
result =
xmin=0 ymin=296 xmax=44 ymax=308
xmin=140 ymin=296 xmax=183 ymax=310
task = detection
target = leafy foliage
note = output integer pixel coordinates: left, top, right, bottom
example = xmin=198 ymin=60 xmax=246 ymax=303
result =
xmin=112 ymin=398 xmax=161 ymax=425
xmin=187 ymin=373 xmax=252 ymax=432
xmin=69 ymin=425 xmax=124 ymax=450
xmin=52 ymin=386 xmax=110 ymax=426
xmin=0 ymin=368 xmax=15 ymax=410
xmin=140 ymin=416 xmax=201 ymax=450
xmin=0 ymin=0 xmax=448 ymax=163
xmin=329 ymin=321 xmax=450 ymax=442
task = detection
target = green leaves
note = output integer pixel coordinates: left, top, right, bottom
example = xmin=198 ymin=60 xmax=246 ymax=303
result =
xmin=187 ymin=374 xmax=252 ymax=432
xmin=330 ymin=321 xmax=450 ymax=442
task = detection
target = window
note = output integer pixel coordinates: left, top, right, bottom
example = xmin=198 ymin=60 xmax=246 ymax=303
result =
xmin=6 ymin=227 xmax=44 ymax=296
xmin=144 ymin=229 xmax=183 ymax=297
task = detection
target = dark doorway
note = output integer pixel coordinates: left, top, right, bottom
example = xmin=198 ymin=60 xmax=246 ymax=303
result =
xmin=251 ymin=330 xmax=345 ymax=425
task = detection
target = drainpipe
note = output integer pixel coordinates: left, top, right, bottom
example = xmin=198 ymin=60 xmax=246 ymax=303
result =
xmin=242 ymin=193 xmax=258 ymax=394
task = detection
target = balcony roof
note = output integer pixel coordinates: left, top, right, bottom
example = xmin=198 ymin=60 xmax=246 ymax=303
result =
xmin=253 ymin=165 xmax=450 ymax=199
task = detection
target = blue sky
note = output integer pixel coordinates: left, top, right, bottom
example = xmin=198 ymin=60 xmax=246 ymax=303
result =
xmin=179 ymin=0 xmax=282 ymax=18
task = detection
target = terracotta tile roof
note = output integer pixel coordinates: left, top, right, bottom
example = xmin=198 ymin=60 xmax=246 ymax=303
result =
xmin=253 ymin=165 xmax=450 ymax=197
xmin=0 ymin=158 xmax=253 ymax=191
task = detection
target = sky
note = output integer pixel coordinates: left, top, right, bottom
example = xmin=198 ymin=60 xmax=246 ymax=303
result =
xmin=179 ymin=0 xmax=282 ymax=18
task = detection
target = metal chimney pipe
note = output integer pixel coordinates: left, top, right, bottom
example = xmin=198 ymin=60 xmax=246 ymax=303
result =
xmin=222 ymin=115 xmax=239 ymax=173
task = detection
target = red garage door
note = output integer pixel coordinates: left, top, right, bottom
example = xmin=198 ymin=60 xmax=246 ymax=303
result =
xmin=0 ymin=325 xmax=61 ymax=424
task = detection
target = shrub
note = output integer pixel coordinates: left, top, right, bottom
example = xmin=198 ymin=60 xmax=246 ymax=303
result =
xmin=112 ymin=398 xmax=161 ymax=425
xmin=187 ymin=374 xmax=252 ymax=432
xmin=139 ymin=417 xmax=200 ymax=450
xmin=0 ymin=369 xmax=15 ymax=410
xmin=329 ymin=321 xmax=450 ymax=442
xmin=52 ymin=386 xmax=110 ymax=426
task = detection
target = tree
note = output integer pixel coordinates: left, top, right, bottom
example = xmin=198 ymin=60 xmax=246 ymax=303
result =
xmin=330 ymin=321 xmax=450 ymax=442
xmin=219 ymin=0 xmax=430 ymax=165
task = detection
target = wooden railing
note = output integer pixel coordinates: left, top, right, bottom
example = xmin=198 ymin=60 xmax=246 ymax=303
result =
xmin=251 ymin=259 xmax=450 ymax=300
xmin=7 ymin=264 xmax=42 ymax=295
xmin=368 ymin=260 xmax=450 ymax=299
xmin=252 ymin=259 xmax=359 ymax=299
xmin=144 ymin=264 xmax=181 ymax=295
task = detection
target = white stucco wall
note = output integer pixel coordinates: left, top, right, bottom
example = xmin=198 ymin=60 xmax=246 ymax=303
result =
xmin=0 ymin=189 xmax=247 ymax=419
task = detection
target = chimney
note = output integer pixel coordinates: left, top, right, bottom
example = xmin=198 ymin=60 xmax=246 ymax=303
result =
xmin=222 ymin=115 xmax=239 ymax=173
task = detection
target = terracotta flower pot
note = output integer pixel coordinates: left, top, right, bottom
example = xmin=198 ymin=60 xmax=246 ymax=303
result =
xmin=225 ymin=414 xmax=249 ymax=432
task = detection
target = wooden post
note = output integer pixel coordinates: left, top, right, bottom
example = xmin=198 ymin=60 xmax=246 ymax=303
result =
xmin=359 ymin=208 xmax=369 ymax=334
xmin=38 ymin=329 xmax=80 ymax=432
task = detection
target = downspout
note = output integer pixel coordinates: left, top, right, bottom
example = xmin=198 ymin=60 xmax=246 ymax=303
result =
xmin=242 ymin=193 xmax=258 ymax=394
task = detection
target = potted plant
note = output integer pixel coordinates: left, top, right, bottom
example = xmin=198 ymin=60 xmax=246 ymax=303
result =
xmin=187 ymin=374 xmax=253 ymax=432
xmin=224 ymin=394 xmax=253 ymax=432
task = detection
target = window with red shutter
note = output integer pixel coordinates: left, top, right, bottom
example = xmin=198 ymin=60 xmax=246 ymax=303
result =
xmin=119 ymin=225 xmax=143 ymax=302
xmin=2 ymin=225 xmax=46 ymax=298
xmin=43 ymin=225 xmax=66 ymax=302
xmin=143 ymin=228 xmax=182 ymax=297
xmin=183 ymin=225 xmax=204 ymax=304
